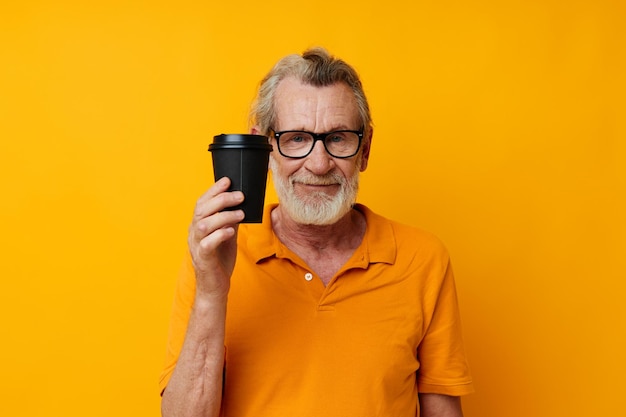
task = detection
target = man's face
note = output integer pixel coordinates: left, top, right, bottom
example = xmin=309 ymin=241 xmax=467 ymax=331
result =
xmin=268 ymin=77 xmax=371 ymax=225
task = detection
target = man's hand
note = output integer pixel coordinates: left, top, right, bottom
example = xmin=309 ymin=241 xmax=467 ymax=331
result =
xmin=188 ymin=176 xmax=245 ymax=299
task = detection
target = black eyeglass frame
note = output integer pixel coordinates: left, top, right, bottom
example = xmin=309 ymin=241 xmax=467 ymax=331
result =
xmin=271 ymin=128 xmax=364 ymax=159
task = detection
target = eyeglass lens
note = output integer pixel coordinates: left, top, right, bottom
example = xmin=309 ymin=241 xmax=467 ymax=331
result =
xmin=278 ymin=131 xmax=360 ymax=158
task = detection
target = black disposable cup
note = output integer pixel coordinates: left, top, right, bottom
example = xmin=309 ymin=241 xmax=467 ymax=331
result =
xmin=208 ymin=134 xmax=273 ymax=223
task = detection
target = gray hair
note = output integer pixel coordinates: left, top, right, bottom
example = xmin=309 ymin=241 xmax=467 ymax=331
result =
xmin=250 ymin=47 xmax=372 ymax=136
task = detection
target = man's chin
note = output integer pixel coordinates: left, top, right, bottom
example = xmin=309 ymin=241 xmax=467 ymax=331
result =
xmin=283 ymin=196 xmax=353 ymax=226
xmin=295 ymin=191 xmax=336 ymax=205
xmin=293 ymin=183 xmax=341 ymax=197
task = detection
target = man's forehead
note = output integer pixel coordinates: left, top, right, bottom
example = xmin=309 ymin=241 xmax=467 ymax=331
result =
xmin=273 ymin=77 xmax=360 ymax=130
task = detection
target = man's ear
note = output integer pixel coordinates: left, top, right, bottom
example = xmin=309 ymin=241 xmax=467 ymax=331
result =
xmin=359 ymin=128 xmax=373 ymax=172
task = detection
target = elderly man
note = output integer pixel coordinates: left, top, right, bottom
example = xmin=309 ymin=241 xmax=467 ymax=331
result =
xmin=160 ymin=47 xmax=473 ymax=417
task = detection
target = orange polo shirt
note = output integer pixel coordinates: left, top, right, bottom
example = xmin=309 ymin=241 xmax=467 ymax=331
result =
xmin=160 ymin=204 xmax=473 ymax=416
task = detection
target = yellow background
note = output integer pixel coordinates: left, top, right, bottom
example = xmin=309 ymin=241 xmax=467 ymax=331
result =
xmin=1 ymin=1 xmax=624 ymax=416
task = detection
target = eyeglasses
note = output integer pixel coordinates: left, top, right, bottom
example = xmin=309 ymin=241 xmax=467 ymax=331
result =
xmin=271 ymin=129 xmax=364 ymax=159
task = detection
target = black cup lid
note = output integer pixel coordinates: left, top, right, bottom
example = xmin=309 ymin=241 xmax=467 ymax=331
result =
xmin=209 ymin=134 xmax=273 ymax=151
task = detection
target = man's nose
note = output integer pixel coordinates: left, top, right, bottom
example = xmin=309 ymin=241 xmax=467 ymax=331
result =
xmin=304 ymin=140 xmax=334 ymax=174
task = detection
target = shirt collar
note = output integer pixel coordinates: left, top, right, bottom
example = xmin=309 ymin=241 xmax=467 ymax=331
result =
xmin=240 ymin=203 xmax=397 ymax=266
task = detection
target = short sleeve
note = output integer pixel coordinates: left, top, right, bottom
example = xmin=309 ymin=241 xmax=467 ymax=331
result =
xmin=417 ymin=260 xmax=474 ymax=396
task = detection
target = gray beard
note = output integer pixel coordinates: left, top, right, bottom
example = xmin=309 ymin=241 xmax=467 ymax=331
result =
xmin=269 ymin=156 xmax=360 ymax=226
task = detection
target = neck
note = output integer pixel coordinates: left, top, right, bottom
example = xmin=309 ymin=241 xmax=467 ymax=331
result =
xmin=271 ymin=204 xmax=365 ymax=252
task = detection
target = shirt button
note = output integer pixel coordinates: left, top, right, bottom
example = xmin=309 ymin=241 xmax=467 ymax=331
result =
xmin=304 ymin=273 xmax=313 ymax=281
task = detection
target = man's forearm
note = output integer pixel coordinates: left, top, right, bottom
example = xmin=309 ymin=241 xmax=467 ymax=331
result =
xmin=419 ymin=393 xmax=464 ymax=417
xmin=161 ymin=297 xmax=227 ymax=417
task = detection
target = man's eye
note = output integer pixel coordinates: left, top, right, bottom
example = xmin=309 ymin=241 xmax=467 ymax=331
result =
xmin=328 ymin=134 xmax=346 ymax=143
